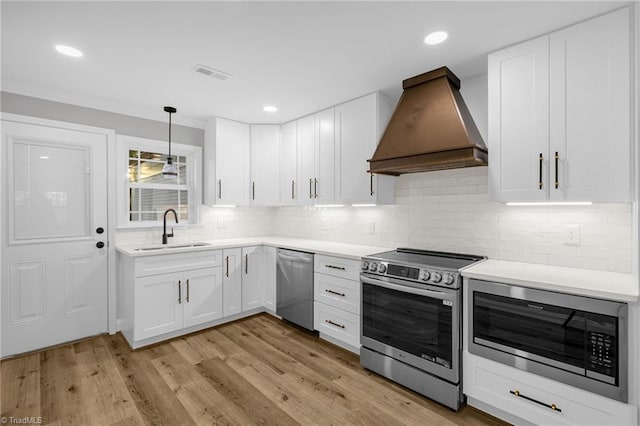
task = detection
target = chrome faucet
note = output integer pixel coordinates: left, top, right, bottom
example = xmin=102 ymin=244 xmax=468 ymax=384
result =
xmin=162 ymin=208 xmax=178 ymax=244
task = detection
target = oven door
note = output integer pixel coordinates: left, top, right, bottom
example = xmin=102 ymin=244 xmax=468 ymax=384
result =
xmin=361 ymin=274 xmax=460 ymax=384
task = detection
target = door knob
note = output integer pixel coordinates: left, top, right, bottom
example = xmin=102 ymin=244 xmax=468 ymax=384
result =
xmin=96 ymin=242 xmax=105 ymax=249
xmin=96 ymin=227 xmax=104 ymax=234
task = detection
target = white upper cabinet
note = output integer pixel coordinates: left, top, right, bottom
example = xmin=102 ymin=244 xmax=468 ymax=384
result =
xmin=549 ymin=8 xmax=631 ymax=202
xmin=315 ymin=108 xmax=336 ymax=204
xmin=250 ymin=125 xmax=280 ymax=206
xmin=298 ymin=114 xmax=317 ymax=205
xmin=204 ymin=118 xmax=251 ymax=206
xmin=279 ymin=121 xmax=298 ymax=205
xmin=489 ymin=7 xmax=632 ymax=203
xmin=335 ymin=93 xmax=395 ymax=205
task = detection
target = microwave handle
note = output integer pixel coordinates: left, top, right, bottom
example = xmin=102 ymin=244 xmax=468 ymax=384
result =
xmin=361 ymin=276 xmax=449 ymax=300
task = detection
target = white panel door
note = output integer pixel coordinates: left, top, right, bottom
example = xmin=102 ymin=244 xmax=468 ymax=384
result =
xmin=297 ymin=115 xmax=316 ymax=205
xmin=250 ymin=125 xmax=280 ymax=206
xmin=135 ymin=272 xmax=183 ymax=340
xmin=262 ymin=246 xmax=277 ymax=312
xmin=242 ymin=246 xmax=263 ymax=312
xmin=336 ymin=94 xmax=377 ymax=204
xmin=315 ymin=108 xmax=336 ymax=204
xmin=488 ymin=36 xmax=550 ymax=203
xmin=215 ymin=118 xmax=250 ymax=206
xmin=222 ymin=248 xmax=242 ymax=317
xmin=279 ymin=121 xmax=298 ymax=205
xmin=2 ymin=121 xmax=109 ymax=356
xmin=182 ymin=267 xmax=223 ymax=328
xmin=549 ymin=8 xmax=631 ymax=202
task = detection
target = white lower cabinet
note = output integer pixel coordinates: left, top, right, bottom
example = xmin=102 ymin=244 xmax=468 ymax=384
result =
xmin=262 ymin=246 xmax=277 ymax=312
xmin=242 ymin=246 xmax=264 ymax=311
xmin=313 ymin=254 xmax=361 ymax=353
xmin=223 ymin=248 xmax=243 ymax=317
xmin=182 ymin=267 xmax=224 ymax=328
xmin=464 ymin=352 xmax=637 ymax=426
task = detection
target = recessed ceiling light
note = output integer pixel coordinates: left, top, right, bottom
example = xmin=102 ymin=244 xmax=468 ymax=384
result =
xmin=263 ymin=105 xmax=278 ymax=113
xmin=55 ymin=44 xmax=83 ymax=58
xmin=424 ymin=31 xmax=448 ymax=45
xmin=39 ymin=156 xmax=50 ymax=160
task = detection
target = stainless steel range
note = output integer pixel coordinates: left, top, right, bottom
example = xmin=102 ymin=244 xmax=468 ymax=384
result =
xmin=360 ymin=248 xmax=485 ymax=410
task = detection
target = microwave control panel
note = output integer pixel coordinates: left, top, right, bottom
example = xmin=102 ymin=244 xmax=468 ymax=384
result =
xmin=587 ymin=331 xmax=616 ymax=378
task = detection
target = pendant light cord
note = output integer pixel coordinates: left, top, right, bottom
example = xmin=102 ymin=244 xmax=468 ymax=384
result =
xmin=168 ymin=110 xmax=172 ymax=158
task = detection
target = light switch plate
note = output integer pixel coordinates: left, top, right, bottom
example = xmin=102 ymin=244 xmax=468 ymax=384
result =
xmin=564 ymin=224 xmax=580 ymax=246
xmin=368 ymin=221 xmax=375 ymax=235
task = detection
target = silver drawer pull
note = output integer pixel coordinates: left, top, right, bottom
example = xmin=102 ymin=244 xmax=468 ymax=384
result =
xmin=325 ymin=264 xmax=346 ymax=271
xmin=510 ymin=390 xmax=561 ymax=413
xmin=325 ymin=289 xmax=346 ymax=297
xmin=325 ymin=319 xmax=345 ymax=329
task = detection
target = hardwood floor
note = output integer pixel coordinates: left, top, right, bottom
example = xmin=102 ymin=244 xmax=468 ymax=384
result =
xmin=1 ymin=314 xmax=508 ymax=425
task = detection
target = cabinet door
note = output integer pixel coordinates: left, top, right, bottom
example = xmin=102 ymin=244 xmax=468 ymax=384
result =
xmin=216 ymin=118 xmax=250 ymax=206
xmin=222 ymin=248 xmax=242 ymax=316
xmin=297 ymin=115 xmax=316 ymax=205
xmin=262 ymin=246 xmax=277 ymax=312
xmin=488 ymin=36 xmax=550 ymax=203
xmin=182 ymin=267 xmax=223 ymax=328
xmin=250 ymin=125 xmax=280 ymax=206
xmin=549 ymin=8 xmax=631 ymax=202
xmin=135 ymin=272 xmax=183 ymax=340
xmin=315 ymin=108 xmax=336 ymax=204
xmin=242 ymin=246 xmax=263 ymax=312
xmin=279 ymin=121 xmax=298 ymax=206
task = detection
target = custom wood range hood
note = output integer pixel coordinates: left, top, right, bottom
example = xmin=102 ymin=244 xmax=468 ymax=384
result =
xmin=368 ymin=67 xmax=487 ymax=175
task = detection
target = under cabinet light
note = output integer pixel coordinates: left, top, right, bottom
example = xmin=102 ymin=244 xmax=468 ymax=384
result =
xmin=212 ymin=205 xmax=236 ymax=208
xmin=315 ymin=204 xmax=344 ymax=208
xmin=55 ymin=44 xmax=83 ymax=57
xmin=506 ymin=202 xmax=592 ymax=206
xmin=352 ymin=204 xmax=376 ymax=207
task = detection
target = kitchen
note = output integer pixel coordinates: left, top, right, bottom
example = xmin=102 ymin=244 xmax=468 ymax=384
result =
xmin=1 ymin=1 xmax=639 ymax=425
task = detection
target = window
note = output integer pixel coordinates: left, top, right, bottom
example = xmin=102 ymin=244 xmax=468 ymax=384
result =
xmin=117 ymin=135 xmax=201 ymax=228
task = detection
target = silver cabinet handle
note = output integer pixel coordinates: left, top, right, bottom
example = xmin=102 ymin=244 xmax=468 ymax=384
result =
xmin=178 ymin=280 xmax=182 ymax=304
xmin=314 ymin=178 xmax=318 ymax=198
xmin=370 ymin=172 xmax=374 ymax=196
xmin=218 ymin=179 xmax=222 ymax=199
xmin=510 ymin=390 xmax=561 ymax=413
xmin=309 ymin=178 xmax=313 ymax=199
xmin=186 ymin=279 xmax=190 ymax=303
xmin=325 ymin=264 xmax=346 ymax=271
xmin=291 ymin=180 xmax=295 ymax=199
xmin=225 ymin=256 xmax=229 ymax=277
xmin=245 ymin=253 xmax=248 ymax=274
xmin=325 ymin=289 xmax=345 ymax=297
xmin=325 ymin=319 xmax=345 ymax=329
xmin=252 ymin=181 xmax=255 ymax=200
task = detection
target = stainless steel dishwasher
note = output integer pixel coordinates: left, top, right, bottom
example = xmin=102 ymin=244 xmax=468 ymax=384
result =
xmin=276 ymin=248 xmax=314 ymax=331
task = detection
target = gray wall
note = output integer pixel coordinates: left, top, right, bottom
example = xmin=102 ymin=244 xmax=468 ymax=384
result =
xmin=1 ymin=91 xmax=204 ymax=146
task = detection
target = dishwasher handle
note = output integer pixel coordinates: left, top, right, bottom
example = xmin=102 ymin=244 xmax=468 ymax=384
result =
xmin=277 ymin=252 xmax=313 ymax=263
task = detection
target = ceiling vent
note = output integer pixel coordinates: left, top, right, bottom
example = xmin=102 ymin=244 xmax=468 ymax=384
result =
xmin=193 ymin=64 xmax=231 ymax=81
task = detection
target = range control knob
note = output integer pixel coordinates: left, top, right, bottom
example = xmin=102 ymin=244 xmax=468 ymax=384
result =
xmin=443 ymin=274 xmax=455 ymax=285
xmin=420 ymin=271 xmax=431 ymax=281
xmin=369 ymin=263 xmax=378 ymax=272
xmin=432 ymin=272 xmax=442 ymax=283
xmin=361 ymin=261 xmax=369 ymax=270
xmin=378 ymin=264 xmax=387 ymax=273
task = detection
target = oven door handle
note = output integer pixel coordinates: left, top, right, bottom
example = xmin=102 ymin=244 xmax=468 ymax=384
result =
xmin=361 ymin=276 xmax=450 ymax=300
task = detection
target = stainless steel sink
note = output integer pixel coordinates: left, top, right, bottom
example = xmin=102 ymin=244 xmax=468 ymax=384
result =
xmin=133 ymin=242 xmax=212 ymax=252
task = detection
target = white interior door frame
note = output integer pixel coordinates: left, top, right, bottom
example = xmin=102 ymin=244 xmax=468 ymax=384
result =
xmin=0 ymin=112 xmax=118 ymax=335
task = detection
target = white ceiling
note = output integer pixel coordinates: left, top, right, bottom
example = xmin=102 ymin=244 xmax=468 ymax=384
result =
xmin=1 ymin=1 xmax=629 ymax=127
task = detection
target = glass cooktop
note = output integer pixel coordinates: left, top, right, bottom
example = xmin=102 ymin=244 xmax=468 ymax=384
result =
xmin=366 ymin=248 xmax=485 ymax=271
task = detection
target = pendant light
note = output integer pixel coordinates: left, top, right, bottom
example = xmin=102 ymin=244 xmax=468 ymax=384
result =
xmin=162 ymin=106 xmax=178 ymax=179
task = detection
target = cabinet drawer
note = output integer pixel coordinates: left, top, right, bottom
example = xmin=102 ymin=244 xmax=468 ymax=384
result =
xmin=464 ymin=353 xmax=636 ymax=426
xmin=314 ymin=273 xmax=360 ymax=315
xmin=314 ymin=255 xmax=361 ymax=281
xmin=135 ymin=250 xmax=223 ymax=277
xmin=314 ymin=302 xmax=360 ymax=348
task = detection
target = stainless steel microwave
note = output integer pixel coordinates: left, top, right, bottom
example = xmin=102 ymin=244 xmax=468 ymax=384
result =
xmin=468 ymin=279 xmax=628 ymax=403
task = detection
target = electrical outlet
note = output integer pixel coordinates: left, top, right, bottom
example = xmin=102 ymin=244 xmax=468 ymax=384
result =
xmin=368 ymin=221 xmax=375 ymax=235
xmin=217 ymin=218 xmax=224 ymax=229
xmin=321 ymin=219 xmax=329 ymax=232
xmin=564 ymin=224 xmax=580 ymax=246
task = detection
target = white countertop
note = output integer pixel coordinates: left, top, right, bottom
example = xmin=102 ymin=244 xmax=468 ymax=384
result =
xmin=116 ymin=236 xmax=393 ymax=261
xmin=462 ymin=259 xmax=638 ymax=303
